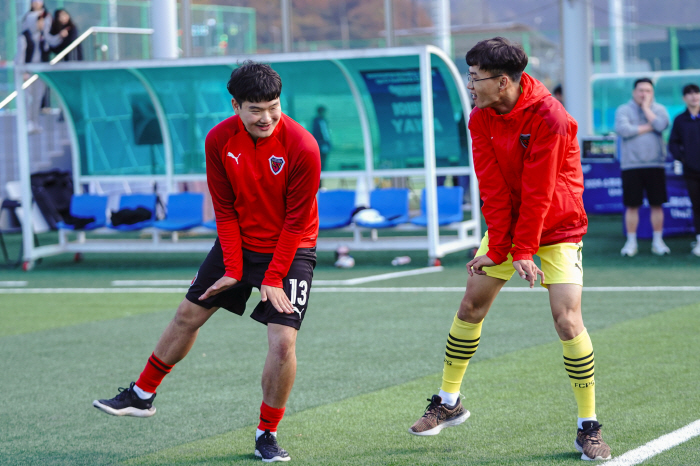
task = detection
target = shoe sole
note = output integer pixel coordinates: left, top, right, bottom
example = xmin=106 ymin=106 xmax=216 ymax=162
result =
xmin=651 ymin=249 xmax=670 ymax=256
xmin=408 ymin=410 xmax=471 ymax=436
xmin=574 ymin=440 xmax=612 ymax=461
xmin=621 ymin=249 xmax=637 ymax=257
xmin=254 ymin=449 xmax=291 ymax=462
xmin=92 ymin=400 xmax=156 ymax=417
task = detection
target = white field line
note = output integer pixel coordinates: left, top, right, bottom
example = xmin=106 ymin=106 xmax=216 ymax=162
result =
xmin=110 ymin=267 xmax=445 ymax=287
xmin=3 ymin=286 xmax=700 ymax=294
xmin=0 ymin=281 xmax=28 ymax=287
xmin=606 ymin=419 xmax=700 ymax=466
xmin=112 ymin=280 xmax=192 ymax=286
xmin=313 ymin=266 xmax=444 ymax=285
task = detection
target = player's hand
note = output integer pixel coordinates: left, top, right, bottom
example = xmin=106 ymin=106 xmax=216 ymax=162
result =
xmin=199 ymin=276 xmax=238 ymax=300
xmin=261 ymin=285 xmax=295 ymax=314
xmin=512 ymin=259 xmax=545 ymax=288
xmin=466 ymin=255 xmax=496 ymax=277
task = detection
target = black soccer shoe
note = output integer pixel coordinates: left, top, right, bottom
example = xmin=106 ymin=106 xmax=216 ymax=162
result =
xmin=254 ymin=430 xmax=291 ymax=462
xmin=92 ymin=382 xmax=156 ymax=417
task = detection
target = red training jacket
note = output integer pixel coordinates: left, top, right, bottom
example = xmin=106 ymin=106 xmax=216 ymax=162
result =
xmin=469 ymin=72 xmax=588 ymax=264
xmin=206 ymin=113 xmax=321 ymax=287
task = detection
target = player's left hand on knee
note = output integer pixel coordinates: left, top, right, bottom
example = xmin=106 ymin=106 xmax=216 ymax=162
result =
xmin=261 ymin=285 xmax=294 ymax=314
xmin=513 ymin=260 xmax=545 ymax=288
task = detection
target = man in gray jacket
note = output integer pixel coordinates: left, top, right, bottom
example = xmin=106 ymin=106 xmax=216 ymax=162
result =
xmin=615 ymin=78 xmax=670 ymax=256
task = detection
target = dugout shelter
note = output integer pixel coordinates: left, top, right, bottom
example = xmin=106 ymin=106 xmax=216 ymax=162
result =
xmin=13 ymin=46 xmax=481 ymax=269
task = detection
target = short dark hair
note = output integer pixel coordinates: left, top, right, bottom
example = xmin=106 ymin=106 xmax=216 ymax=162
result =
xmin=682 ymin=83 xmax=700 ymax=95
xmin=633 ymin=78 xmax=653 ymax=89
xmin=465 ymin=37 xmax=528 ymax=82
xmin=554 ymin=85 xmax=562 ymax=95
xmin=226 ymin=60 xmax=282 ymax=104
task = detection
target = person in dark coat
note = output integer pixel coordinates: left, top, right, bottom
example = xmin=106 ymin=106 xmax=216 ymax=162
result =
xmin=668 ymin=83 xmax=700 ymax=256
xmin=47 ymin=9 xmax=83 ymax=61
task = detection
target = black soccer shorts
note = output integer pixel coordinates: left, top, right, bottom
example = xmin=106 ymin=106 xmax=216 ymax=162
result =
xmin=621 ymin=167 xmax=668 ymax=207
xmin=186 ymin=238 xmax=316 ymax=330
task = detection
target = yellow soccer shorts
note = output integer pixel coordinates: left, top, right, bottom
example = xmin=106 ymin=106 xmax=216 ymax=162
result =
xmin=475 ymin=231 xmax=583 ymax=287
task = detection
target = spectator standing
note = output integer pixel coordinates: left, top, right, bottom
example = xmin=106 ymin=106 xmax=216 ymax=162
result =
xmin=553 ymin=84 xmax=564 ymax=105
xmin=16 ymin=7 xmax=51 ymax=134
xmin=312 ymin=105 xmax=332 ymax=171
xmin=47 ymin=9 xmax=83 ymax=61
xmin=614 ymin=78 xmax=671 ymax=256
xmin=668 ymin=83 xmax=700 ymax=256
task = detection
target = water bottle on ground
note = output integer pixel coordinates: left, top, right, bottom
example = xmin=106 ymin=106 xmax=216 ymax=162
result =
xmin=391 ymin=256 xmax=411 ymax=266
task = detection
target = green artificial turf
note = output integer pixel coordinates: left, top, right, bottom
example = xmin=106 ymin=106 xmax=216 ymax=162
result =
xmin=0 ymin=214 xmax=698 ymax=465
xmin=121 ymin=302 xmax=700 ymax=466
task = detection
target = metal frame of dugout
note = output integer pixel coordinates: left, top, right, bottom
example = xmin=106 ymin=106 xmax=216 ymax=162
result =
xmin=14 ymin=45 xmax=481 ymax=269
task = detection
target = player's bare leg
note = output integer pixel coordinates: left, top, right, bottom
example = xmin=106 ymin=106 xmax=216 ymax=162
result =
xmin=154 ymin=299 xmax=220 ymax=365
xmin=410 ymin=274 xmax=505 ymax=435
xmin=255 ymin=324 xmax=297 ymax=462
xmin=458 ymin=274 xmax=506 ymax=323
xmin=549 ymin=284 xmax=611 ymax=461
xmin=262 ymin=324 xmax=298 ymax=408
xmin=93 ymin=300 xmax=218 ymax=417
xmin=548 ymin=284 xmax=584 ymax=341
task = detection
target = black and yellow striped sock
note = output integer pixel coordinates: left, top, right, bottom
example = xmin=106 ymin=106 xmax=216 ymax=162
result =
xmin=561 ymin=328 xmax=596 ymax=418
xmin=441 ymin=314 xmax=482 ymax=394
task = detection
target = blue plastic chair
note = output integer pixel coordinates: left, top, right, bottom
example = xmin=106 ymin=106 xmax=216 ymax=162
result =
xmin=317 ymin=190 xmax=356 ymax=230
xmin=410 ymin=186 xmax=464 ymax=226
xmin=355 ymin=188 xmax=410 ymax=228
xmin=56 ymin=194 xmax=108 ymax=230
xmin=109 ymin=193 xmax=157 ymax=231
xmin=154 ymin=192 xmax=204 ymax=231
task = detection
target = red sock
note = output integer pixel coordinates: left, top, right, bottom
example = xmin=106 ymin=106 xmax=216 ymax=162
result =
xmin=135 ymin=353 xmax=174 ymax=393
xmin=258 ymin=401 xmax=286 ymax=433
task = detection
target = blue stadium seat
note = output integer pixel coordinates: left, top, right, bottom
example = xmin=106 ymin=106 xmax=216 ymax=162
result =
xmin=109 ymin=193 xmax=157 ymax=231
xmin=410 ymin=186 xmax=464 ymax=226
xmin=355 ymin=188 xmax=410 ymax=228
xmin=202 ymin=220 xmax=217 ymax=230
xmin=317 ymin=190 xmax=356 ymax=230
xmin=56 ymin=194 xmax=108 ymax=231
xmin=154 ymin=192 xmax=204 ymax=231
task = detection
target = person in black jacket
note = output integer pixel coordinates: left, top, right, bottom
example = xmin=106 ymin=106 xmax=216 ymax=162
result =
xmin=47 ymin=9 xmax=83 ymax=61
xmin=668 ymin=83 xmax=700 ymax=256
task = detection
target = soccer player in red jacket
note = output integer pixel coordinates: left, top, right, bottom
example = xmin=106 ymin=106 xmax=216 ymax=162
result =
xmin=93 ymin=61 xmax=321 ymax=463
xmin=408 ymin=38 xmax=611 ymax=461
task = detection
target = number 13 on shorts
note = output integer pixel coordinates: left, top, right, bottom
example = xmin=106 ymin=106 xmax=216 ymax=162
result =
xmin=288 ymin=278 xmax=309 ymax=317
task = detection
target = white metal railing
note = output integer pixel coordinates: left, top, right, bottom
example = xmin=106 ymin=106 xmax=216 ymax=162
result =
xmin=0 ymin=26 xmax=153 ymax=110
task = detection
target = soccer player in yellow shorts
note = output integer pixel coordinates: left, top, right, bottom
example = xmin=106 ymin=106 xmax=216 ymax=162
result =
xmin=408 ymin=37 xmax=611 ymax=461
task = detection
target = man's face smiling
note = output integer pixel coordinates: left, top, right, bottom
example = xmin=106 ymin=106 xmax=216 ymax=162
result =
xmin=232 ymin=98 xmax=281 ymax=141
xmin=467 ymin=65 xmax=503 ymax=109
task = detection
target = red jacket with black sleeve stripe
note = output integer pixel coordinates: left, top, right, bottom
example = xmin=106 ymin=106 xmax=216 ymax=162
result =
xmin=206 ymin=113 xmax=321 ymax=287
xmin=469 ymin=73 xmax=588 ymax=264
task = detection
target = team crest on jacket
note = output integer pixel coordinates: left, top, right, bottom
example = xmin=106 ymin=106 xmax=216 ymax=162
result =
xmin=269 ymin=156 xmax=285 ymax=175
xmin=519 ymin=134 xmax=531 ymax=148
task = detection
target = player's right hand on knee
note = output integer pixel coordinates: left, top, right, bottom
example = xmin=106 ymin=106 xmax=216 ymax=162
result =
xmin=199 ymin=276 xmax=238 ymax=300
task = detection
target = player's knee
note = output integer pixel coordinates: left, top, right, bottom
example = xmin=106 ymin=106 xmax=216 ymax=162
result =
xmin=269 ymin=338 xmax=296 ymax=363
xmin=173 ymin=299 xmax=211 ymax=330
xmin=552 ymin=309 xmax=581 ymax=340
xmin=457 ymin=296 xmax=487 ymax=322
